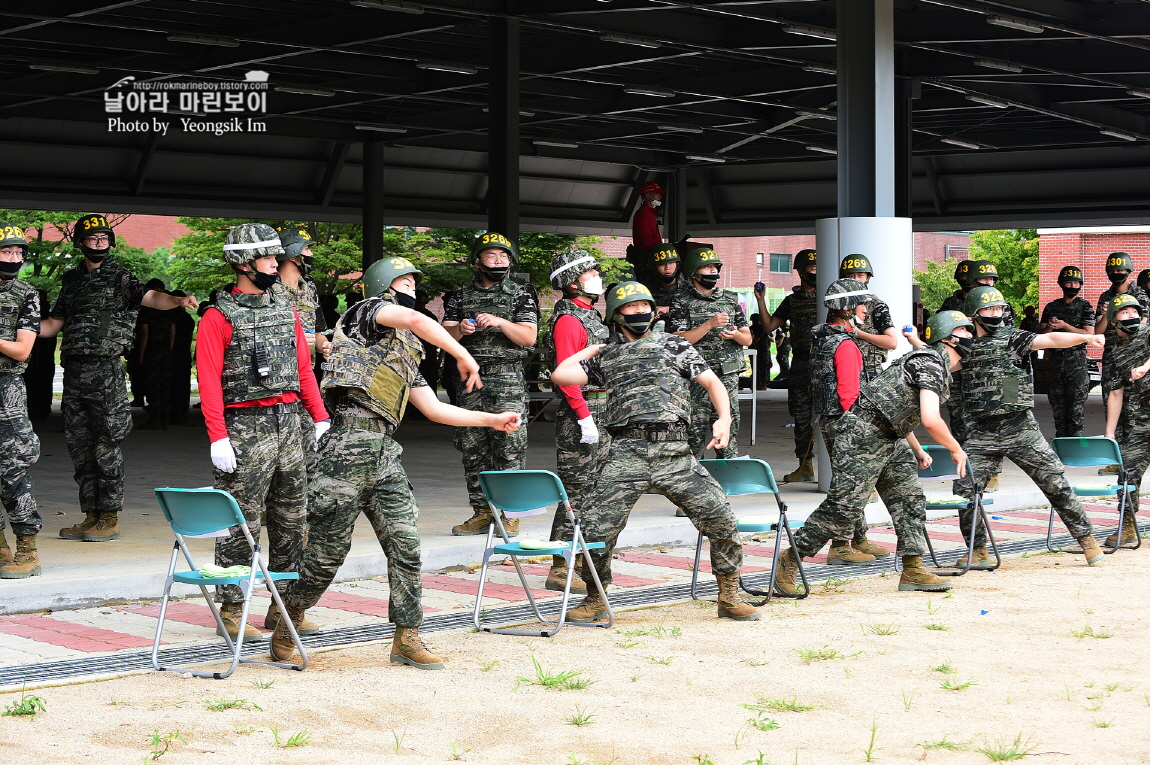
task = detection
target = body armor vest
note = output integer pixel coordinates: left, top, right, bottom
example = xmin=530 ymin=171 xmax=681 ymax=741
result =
xmin=1043 ymin=297 xmax=1092 ymax=359
xmin=960 ymin=328 xmax=1033 ymax=418
xmin=543 ymin=299 xmax=609 ymax=372
xmin=859 ymin=347 xmax=951 ymax=438
xmin=810 ymin=323 xmax=858 ymax=419
xmin=599 ymin=331 xmax=692 ymax=427
xmin=215 ymin=290 xmax=300 ymax=405
xmin=1105 ymin=324 xmax=1150 ymax=406
xmin=649 ymin=274 xmax=687 ymax=308
xmin=458 ymin=279 xmax=533 ymax=362
xmin=57 ymin=258 xmax=139 ymax=359
xmin=322 ymin=295 xmax=423 ymax=428
xmin=678 ymin=286 xmax=746 ymax=375
xmin=786 ymin=287 xmax=819 ymax=363
xmin=0 ymin=279 xmax=36 ymax=374
xmin=270 ymin=275 xmax=321 ymax=335
xmin=858 ymin=295 xmax=889 ymax=379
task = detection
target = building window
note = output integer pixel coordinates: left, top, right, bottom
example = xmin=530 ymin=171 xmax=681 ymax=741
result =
xmin=755 ymin=252 xmax=764 ymax=266
xmin=770 ymin=253 xmax=790 ymax=273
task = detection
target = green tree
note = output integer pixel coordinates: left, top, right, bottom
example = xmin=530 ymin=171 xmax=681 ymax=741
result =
xmin=913 ymin=257 xmax=961 ymax=313
xmin=969 ymin=229 xmax=1039 ymax=316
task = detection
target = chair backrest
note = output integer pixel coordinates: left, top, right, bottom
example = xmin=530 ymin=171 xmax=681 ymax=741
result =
xmin=154 ymin=488 xmax=246 ymax=537
xmin=918 ymin=445 xmax=961 ymax=480
xmin=478 ymin=470 xmax=568 ymax=516
xmin=1052 ymin=436 xmax=1123 ymax=469
xmin=699 ymin=459 xmax=779 ymax=496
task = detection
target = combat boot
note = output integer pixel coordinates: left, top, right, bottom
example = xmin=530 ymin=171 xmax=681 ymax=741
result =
xmin=675 ymin=507 xmax=687 ymax=517
xmin=955 ymin=546 xmax=995 ymax=570
xmin=1104 ymin=512 xmax=1139 ymax=548
xmin=0 ymin=529 xmax=11 ymax=565
xmin=0 ymin=535 xmax=40 ymax=579
xmin=269 ymin=605 xmax=305 ymax=661
xmin=501 ymin=516 xmax=519 ymax=537
xmin=390 ymin=626 xmax=444 ymax=670
xmin=826 ymin=542 xmax=875 ymax=566
xmin=59 ymin=512 xmax=98 ymax=540
xmin=898 ymin=556 xmax=952 ymax=592
xmin=545 ymin=557 xmax=587 ymax=593
xmin=783 ymin=459 xmax=814 ymax=483
xmin=771 ymin=548 xmax=801 ymax=596
xmin=852 ymin=536 xmax=891 ymax=558
xmin=1077 ymin=535 xmax=1103 ymax=566
xmin=265 ymin=600 xmax=321 ymax=635
xmin=715 ymin=572 xmax=762 ymax=621
xmin=565 ymin=592 xmax=608 ymax=623
xmin=984 ymin=474 xmax=1000 ymax=492
xmin=82 ymin=513 xmax=120 ymax=542
xmin=217 ymin=602 xmax=265 ymax=642
xmin=451 ymin=508 xmax=494 ymax=536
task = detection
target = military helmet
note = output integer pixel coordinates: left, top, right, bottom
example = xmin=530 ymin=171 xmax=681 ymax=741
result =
xmin=839 ymin=254 xmax=873 ymax=277
xmin=650 ymin=242 xmax=680 ymax=266
xmin=683 ymin=247 xmax=721 ymax=276
xmin=924 ymin=310 xmax=974 ymax=345
xmin=363 ymin=256 xmax=422 ymax=299
xmin=1106 ymin=292 xmax=1144 ymax=323
xmin=72 ymin=214 xmax=116 ymax=247
xmin=470 ymin=232 xmax=517 ymax=265
xmin=1138 ymin=269 xmax=1150 ymax=292
xmin=605 ymin=281 xmax=655 ymax=323
xmin=1057 ymin=265 xmax=1083 ymax=285
xmin=964 ymin=285 xmax=1008 ymax=316
xmin=0 ymin=222 xmax=29 ymax=253
xmin=222 ymin=223 xmax=284 ymax=265
xmin=275 ymin=226 xmax=315 ymax=262
xmin=824 ymin=278 xmax=869 ymax=313
xmin=1105 ymin=251 xmax=1134 ymax=273
xmin=793 ymin=248 xmax=817 ymax=272
xmin=953 ymin=259 xmax=975 ymax=285
xmin=966 ymin=260 xmax=999 ymax=285
xmin=549 ymin=249 xmax=598 ymax=290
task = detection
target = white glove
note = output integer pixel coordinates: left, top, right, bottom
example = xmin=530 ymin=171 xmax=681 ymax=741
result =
xmin=577 ymin=415 xmax=599 ymax=444
xmin=315 ymin=419 xmax=331 ymax=442
xmin=210 ymin=438 xmax=237 ymax=473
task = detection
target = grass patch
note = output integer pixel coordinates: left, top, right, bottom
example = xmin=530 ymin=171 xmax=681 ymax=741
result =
xmin=940 ymin=678 xmax=977 ymax=691
xmin=923 ymin=623 xmax=950 ymax=631
xmin=743 ymin=696 xmax=820 ymax=713
xmin=917 ymin=736 xmax=969 ymax=752
xmin=899 ymin=689 xmax=916 ymax=711
xmin=447 ymin=743 xmax=473 ymax=760
xmin=1091 ymin=718 xmax=1113 ymax=728
xmin=564 ymin=706 xmax=595 ymax=727
xmin=819 ymin=576 xmax=856 ymax=594
xmin=975 ymin=733 xmax=1036 ymax=762
xmin=232 ymin=724 xmax=256 ymax=736
xmin=2 ymin=686 xmax=46 ymax=717
xmin=860 ymin=718 xmax=881 ymax=762
xmin=517 ymin=656 xmax=593 ymax=691
xmin=931 ymin=661 xmax=957 ymax=674
xmin=862 ymin=623 xmax=899 ymax=636
xmin=145 ymin=730 xmax=186 ymax=760
xmin=794 ymin=645 xmax=843 ymax=664
xmin=204 ymin=699 xmax=262 ymax=712
xmin=740 ymin=657 xmax=771 ymax=667
xmin=480 ymin=660 xmax=499 ymax=672
xmin=272 ymin=728 xmax=312 ymax=748
xmin=1071 ymin=625 xmax=1113 ymax=639
xmin=249 ymin=678 xmax=276 ymax=689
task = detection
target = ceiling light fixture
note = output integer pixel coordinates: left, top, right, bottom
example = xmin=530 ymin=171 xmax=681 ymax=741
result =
xmin=28 ymin=62 xmax=99 ymax=74
xmin=623 ymin=85 xmax=675 ymax=97
xmin=685 ymin=154 xmax=726 ymax=163
xmin=802 ymin=64 xmax=836 ymax=75
xmin=533 ymin=139 xmax=579 ymax=148
xmin=781 ymin=24 xmax=837 ymax=41
xmin=351 ymin=0 xmax=424 ymax=12
xmin=805 ymin=145 xmax=837 ymax=155
xmin=658 ymin=124 xmax=704 ymax=133
xmin=355 ymin=123 xmax=408 ymax=133
xmin=1100 ymin=129 xmax=1138 ymax=141
xmin=966 ymin=94 xmax=1009 ymax=108
xmin=416 ymin=61 xmax=478 ymax=75
xmin=986 ymin=15 xmax=1044 ymax=33
xmin=275 ymin=85 xmax=335 ymax=97
xmin=1126 ymin=88 xmax=1150 ymax=99
xmin=600 ymin=33 xmax=661 ymax=48
xmin=973 ymin=58 xmax=1023 ymax=73
xmin=794 ymin=108 xmax=836 ymax=120
xmin=167 ymin=33 xmax=240 ymax=47
xmin=941 ymin=137 xmax=981 ymax=149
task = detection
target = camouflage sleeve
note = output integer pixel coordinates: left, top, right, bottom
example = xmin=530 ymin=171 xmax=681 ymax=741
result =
xmin=666 ymin=334 xmax=710 ymax=380
xmin=665 ymin=297 xmax=689 ymax=332
xmin=119 ymin=269 xmax=148 ymax=309
xmin=773 ymin=294 xmax=792 ymax=322
xmin=50 ymin=278 xmax=70 ymax=319
xmin=17 ymin=288 xmax=39 ymax=334
xmin=903 ymin=353 xmax=945 ymax=396
xmin=580 ymin=356 xmax=606 ymax=388
xmin=870 ymin=299 xmax=893 ymax=332
xmin=1135 ymin=286 xmax=1150 ymax=312
xmin=1007 ymin=330 xmax=1037 ymax=359
xmin=1039 ymin=300 xmax=1057 ymax=324
xmin=513 ymin=284 xmax=541 ymax=325
xmin=1081 ymin=300 xmax=1096 ymax=328
xmin=1095 ymin=291 xmax=1110 ymax=319
xmin=442 ymin=289 xmax=463 ymax=323
xmin=412 ymin=371 xmax=429 ymax=388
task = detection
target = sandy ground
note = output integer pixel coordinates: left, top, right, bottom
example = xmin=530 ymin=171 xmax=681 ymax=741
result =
xmin=2 ymin=549 xmax=1148 ymax=765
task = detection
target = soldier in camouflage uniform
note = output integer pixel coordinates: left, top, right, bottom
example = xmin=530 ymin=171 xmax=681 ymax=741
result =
xmin=39 ymin=215 xmax=197 ymax=543
xmin=272 ymin=257 xmax=520 ymax=667
xmin=643 ymin=242 xmax=687 ymax=316
xmin=0 ymin=224 xmax=44 ymax=579
xmin=668 ymin=247 xmax=752 ymax=459
xmin=838 ymin=254 xmax=898 ymax=381
xmin=1101 ymin=294 xmax=1150 ymax=547
xmin=552 ymin=281 xmax=761 ymax=623
xmin=952 ymin=286 xmax=1104 ymax=568
xmin=757 ymin=249 xmax=819 ymax=481
xmin=542 ymin=250 xmax=610 ymax=592
xmin=1039 ymin=266 xmax=1095 ymax=438
xmin=195 ymin=223 xmax=330 ymax=641
xmin=774 ymin=311 xmax=975 ymax=596
xmin=443 ymin=233 xmax=540 ymax=536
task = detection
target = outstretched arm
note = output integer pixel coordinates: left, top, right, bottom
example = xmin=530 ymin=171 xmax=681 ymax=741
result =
xmin=695 ymin=368 xmax=731 ymax=451
xmin=408 ymin=386 xmax=521 ymax=430
xmin=376 ymin=304 xmax=483 ymax=393
xmin=1031 ymin=331 xmax=1105 ymax=352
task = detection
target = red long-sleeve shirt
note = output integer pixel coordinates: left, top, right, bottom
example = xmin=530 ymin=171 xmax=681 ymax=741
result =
xmin=196 ymin=292 xmax=328 ymax=443
xmin=834 ymin=338 xmax=864 ymax=412
xmin=552 ymin=298 xmax=598 ymax=419
xmin=632 ymin=203 xmax=662 ymax=250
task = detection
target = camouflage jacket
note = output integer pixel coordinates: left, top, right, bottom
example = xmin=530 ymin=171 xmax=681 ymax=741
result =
xmin=666 ymin=284 xmax=748 ymax=375
xmin=214 ymin=289 xmax=300 ymax=405
xmin=583 ymin=329 xmax=706 ymax=428
xmin=52 ymin=255 xmax=147 ymax=359
xmin=0 ymin=279 xmax=40 ymax=375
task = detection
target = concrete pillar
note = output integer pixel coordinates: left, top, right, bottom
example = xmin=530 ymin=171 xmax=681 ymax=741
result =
xmin=487 ymin=17 xmax=520 ymax=242
xmin=362 ymin=139 xmax=384 ymax=270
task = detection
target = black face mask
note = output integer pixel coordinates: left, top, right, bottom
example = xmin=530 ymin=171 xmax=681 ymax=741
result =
xmin=800 ymin=271 xmax=818 ymax=286
xmin=393 ymin=291 xmax=417 ymax=309
xmin=479 ymin=265 xmax=509 ymax=282
xmin=81 ymin=247 xmax=109 ymax=262
xmin=247 ymin=269 xmax=278 ymax=292
xmin=619 ymin=312 xmax=654 ymax=335
xmin=303 ymin=255 xmax=314 ymax=268
xmin=978 ymin=315 xmax=1003 ymax=333
xmin=659 ymin=273 xmax=678 ymax=286
xmin=1118 ymin=317 xmax=1142 ymax=332
xmin=695 ymin=274 xmax=720 ymax=290
xmin=1062 ymin=286 xmax=1081 ymax=298
xmin=0 ymin=261 xmax=22 ymax=280
xmin=1109 ymin=271 xmax=1130 ymax=285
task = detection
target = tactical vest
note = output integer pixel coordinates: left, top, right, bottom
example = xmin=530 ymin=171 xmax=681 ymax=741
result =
xmin=677 ymin=286 xmax=746 ymax=375
xmin=858 ymin=295 xmax=890 ymax=379
xmin=786 ymin=287 xmax=819 ymax=362
xmin=649 ymin=274 xmax=687 ymax=308
xmin=960 ymin=328 xmax=1033 ymax=418
xmin=543 ymin=299 xmax=609 ymax=371
xmin=599 ymin=331 xmax=692 ymax=427
xmin=214 ymin=290 xmax=300 ymax=405
xmin=57 ymin=258 xmax=140 ymax=359
xmin=810 ymin=324 xmax=858 ymax=419
xmin=270 ymin=275 xmax=321 ymax=335
xmin=322 ymin=295 xmax=423 ymax=428
xmin=1043 ymin=297 xmax=1091 ymax=359
xmin=457 ymin=279 xmax=533 ymax=362
xmin=0 ymin=279 xmax=36 ymax=374
xmin=859 ymin=346 xmax=951 ymax=438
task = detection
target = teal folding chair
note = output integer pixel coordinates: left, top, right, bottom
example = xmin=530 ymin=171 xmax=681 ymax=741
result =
xmin=473 ymin=470 xmax=613 ymax=636
xmin=151 ymin=488 xmax=307 ymax=679
xmin=692 ymin=459 xmax=809 ymax=604
xmin=1050 ymin=437 xmax=1141 ymax=554
xmin=918 ymin=445 xmax=1001 ymax=575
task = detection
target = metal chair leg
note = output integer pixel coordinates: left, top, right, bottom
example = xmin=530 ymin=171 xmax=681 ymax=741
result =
xmin=740 ymin=502 xmax=808 ymax=603
xmin=690 ymin=531 xmax=704 ymax=600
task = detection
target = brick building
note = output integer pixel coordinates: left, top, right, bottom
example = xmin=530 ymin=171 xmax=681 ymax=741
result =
xmin=112 ymin=215 xmax=188 ymax=253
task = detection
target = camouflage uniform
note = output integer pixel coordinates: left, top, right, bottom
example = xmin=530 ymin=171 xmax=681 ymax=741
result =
xmin=52 ymin=255 xmax=146 ymax=520
xmin=443 ymin=278 xmax=539 ymax=511
xmin=939 ymin=290 xmax=1015 ymax=443
xmin=1096 ymin=284 xmax=1150 ymax=400
xmin=1039 ymin=296 xmax=1094 ymax=437
xmin=0 ymin=279 xmax=41 ymax=536
xmin=287 ymin=296 xmax=426 ymax=627
xmin=857 ymin=294 xmax=894 ymax=381
xmin=773 ymin=287 xmax=818 ymax=458
xmin=270 ymin=275 xmax=327 ymax=477
xmin=667 ymin=284 xmax=748 ymax=459
xmin=577 ymin=330 xmax=743 ymax=588
xmin=789 ymin=348 xmax=949 ymax=558
xmin=955 ymin=328 xmax=1093 ymax=546
xmin=1102 ymin=323 xmax=1150 ymax=511
xmin=649 ymin=274 xmax=687 ymax=311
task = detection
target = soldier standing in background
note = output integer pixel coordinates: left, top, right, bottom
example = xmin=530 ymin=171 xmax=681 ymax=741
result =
xmin=23 ymin=290 xmax=55 ymax=421
xmin=442 ymin=234 xmax=539 ymax=537
xmin=644 ymin=242 xmax=686 ymax=316
xmin=39 ymin=214 xmax=197 ymax=543
xmin=1039 ymin=266 xmax=1094 ymax=438
xmin=168 ymin=290 xmax=195 ymax=425
xmin=138 ymin=285 xmax=175 ymax=430
xmin=838 ymin=254 xmax=898 ymax=381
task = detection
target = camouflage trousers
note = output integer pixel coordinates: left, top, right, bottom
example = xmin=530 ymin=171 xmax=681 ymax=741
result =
xmin=286 ymin=418 xmax=424 ymax=627
xmin=1046 ymin=352 xmax=1089 ymax=438
xmin=688 ymin=370 xmax=740 ymax=460
xmin=62 ymin=356 xmax=132 ymax=516
xmin=957 ymin=411 xmax=1092 ymax=546
xmin=453 ymin=370 xmax=528 ymax=510
xmin=819 ymin=415 xmax=869 ymax=543
xmin=0 ymin=375 xmax=40 ymax=536
xmin=299 ymin=367 xmax=321 ymax=479
xmin=213 ymin=404 xmax=307 ymax=603
xmin=788 ymin=362 xmax=813 ymax=460
xmin=549 ymin=397 xmax=609 ymax=547
xmin=579 ymin=436 xmax=742 ymax=588
xmin=1116 ymin=413 xmax=1150 ymax=514
xmin=791 ymin=413 xmax=928 ymax=558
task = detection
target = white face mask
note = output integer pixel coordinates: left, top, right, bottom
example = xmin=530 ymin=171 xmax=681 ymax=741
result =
xmin=650 ymin=199 xmax=662 ymax=208
xmin=580 ymin=276 xmax=604 ymax=296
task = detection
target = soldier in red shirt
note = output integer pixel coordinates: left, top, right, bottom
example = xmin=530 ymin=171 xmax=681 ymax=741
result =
xmin=631 ymin=181 xmax=666 ymax=251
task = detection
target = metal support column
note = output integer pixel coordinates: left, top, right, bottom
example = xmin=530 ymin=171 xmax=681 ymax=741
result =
xmin=362 ymin=139 xmax=384 ymax=270
xmin=487 ymin=16 xmax=520 ymax=242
